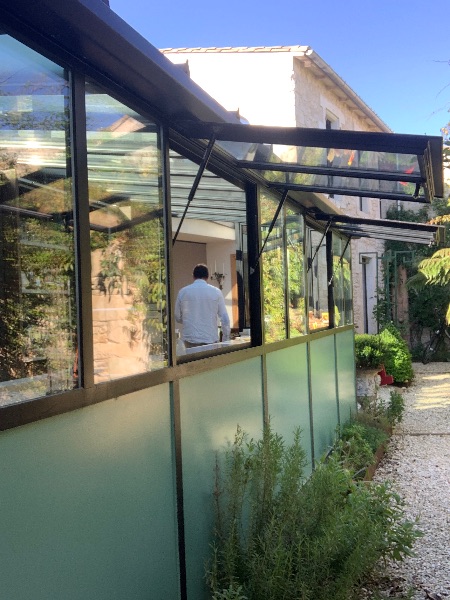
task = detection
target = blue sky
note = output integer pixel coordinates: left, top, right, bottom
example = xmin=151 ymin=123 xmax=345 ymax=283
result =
xmin=110 ymin=0 xmax=450 ymax=138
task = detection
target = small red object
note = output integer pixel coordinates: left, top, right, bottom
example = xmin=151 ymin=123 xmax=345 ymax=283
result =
xmin=377 ymin=365 xmax=394 ymax=386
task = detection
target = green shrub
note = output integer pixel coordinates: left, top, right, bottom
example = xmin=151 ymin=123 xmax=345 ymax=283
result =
xmin=212 ymin=585 xmax=248 ymax=600
xmin=334 ymin=420 xmax=389 ymax=479
xmin=208 ymin=423 xmax=421 ymax=600
xmin=343 ymin=421 xmax=388 ymax=454
xmin=354 ymin=334 xmax=386 ymax=369
xmin=386 ymin=390 xmax=405 ymax=425
xmin=337 ymin=423 xmax=377 ymax=475
xmin=361 ymin=424 xmax=389 ymax=453
xmin=379 ymin=324 xmax=414 ymax=384
xmin=357 ymin=388 xmax=405 ymax=430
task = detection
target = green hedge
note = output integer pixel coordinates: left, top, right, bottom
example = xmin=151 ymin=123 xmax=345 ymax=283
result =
xmin=379 ymin=324 xmax=413 ymax=384
xmin=354 ymin=334 xmax=385 ymax=369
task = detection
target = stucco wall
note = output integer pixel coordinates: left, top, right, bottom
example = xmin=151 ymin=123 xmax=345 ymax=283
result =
xmin=164 ymin=51 xmax=297 ymax=126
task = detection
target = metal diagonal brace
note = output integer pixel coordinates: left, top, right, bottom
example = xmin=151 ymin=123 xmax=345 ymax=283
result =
xmin=254 ymin=189 xmax=289 ymax=269
xmin=172 ymin=135 xmax=216 ymax=244
xmin=307 ymin=220 xmax=332 ymax=272
xmin=328 ymin=237 xmax=351 ymax=286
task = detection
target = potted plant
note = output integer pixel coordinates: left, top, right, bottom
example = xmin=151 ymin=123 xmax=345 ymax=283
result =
xmin=354 ymin=334 xmax=386 ymax=403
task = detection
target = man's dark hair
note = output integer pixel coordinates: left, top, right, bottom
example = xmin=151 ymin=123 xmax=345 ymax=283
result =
xmin=193 ymin=264 xmax=209 ymax=279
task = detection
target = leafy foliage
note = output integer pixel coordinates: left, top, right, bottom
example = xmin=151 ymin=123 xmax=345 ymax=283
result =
xmin=208 ymin=423 xmax=420 ymax=600
xmin=417 ymin=247 xmax=450 ymax=286
xmin=335 ymin=423 xmax=380 ymax=474
xmin=0 ymin=213 xmax=76 ymax=383
xmin=379 ymin=324 xmax=413 ymax=384
xmin=356 ymin=388 xmax=405 ymax=432
xmin=415 ymin=243 xmax=450 ymax=325
xmin=354 ymin=334 xmax=386 ymax=369
xmin=337 ymin=388 xmax=405 ymax=479
xmin=385 ymin=390 xmax=405 ymax=426
xmin=381 ymin=191 xmax=450 ymax=344
xmin=212 ymin=585 xmax=248 ymax=600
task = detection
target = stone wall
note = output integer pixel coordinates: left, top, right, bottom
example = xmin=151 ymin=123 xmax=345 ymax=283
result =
xmin=91 ymin=248 xmax=158 ymax=382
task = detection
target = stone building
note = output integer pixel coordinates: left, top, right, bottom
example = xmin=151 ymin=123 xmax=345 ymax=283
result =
xmin=0 ymin=3 xmax=443 ymax=599
xmin=162 ymin=45 xmax=393 ymax=332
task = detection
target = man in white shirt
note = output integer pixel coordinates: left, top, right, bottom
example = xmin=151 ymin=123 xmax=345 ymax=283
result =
xmin=175 ymin=264 xmax=230 ymax=348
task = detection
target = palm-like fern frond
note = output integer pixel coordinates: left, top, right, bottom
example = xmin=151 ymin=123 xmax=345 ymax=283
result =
xmin=418 ymin=248 xmax=450 ymax=286
xmin=405 ymin=271 xmax=427 ymax=290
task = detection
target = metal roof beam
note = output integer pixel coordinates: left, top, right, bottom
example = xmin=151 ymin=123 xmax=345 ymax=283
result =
xmin=237 ymin=160 xmax=423 ymax=183
xmin=268 ymin=182 xmax=428 ymax=203
xmin=172 ymin=135 xmax=215 ymax=244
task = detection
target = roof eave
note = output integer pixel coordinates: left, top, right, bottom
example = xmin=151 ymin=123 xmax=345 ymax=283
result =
xmin=295 ymin=50 xmax=392 ymax=134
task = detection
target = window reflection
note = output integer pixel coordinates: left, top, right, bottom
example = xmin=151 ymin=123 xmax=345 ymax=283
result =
xmin=0 ymin=36 xmax=76 ymax=405
xmin=286 ymin=207 xmax=306 ymax=337
xmin=307 ymin=228 xmax=330 ymax=330
xmin=332 ymin=235 xmax=343 ymax=327
xmin=260 ymin=191 xmax=286 ymax=342
xmin=343 ymin=241 xmax=353 ymax=325
xmin=331 ymin=234 xmax=353 ymax=327
xmin=170 ymin=151 xmax=249 ymax=356
xmin=86 ymin=83 xmax=166 ymax=381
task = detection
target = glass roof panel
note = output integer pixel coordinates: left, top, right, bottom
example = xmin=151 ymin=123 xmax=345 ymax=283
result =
xmin=223 ymin=141 xmax=421 ymax=175
xmin=169 ymin=151 xmax=246 ymax=223
xmin=265 ymin=171 xmax=425 ymax=201
xmin=176 ymin=122 xmax=444 ymax=204
xmin=222 ymin=141 xmax=427 ymax=201
xmin=309 ymin=211 xmax=446 ymax=247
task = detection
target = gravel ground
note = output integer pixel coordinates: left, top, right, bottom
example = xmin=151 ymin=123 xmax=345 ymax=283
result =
xmin=359 ymin=362 xmax=450 ymax=600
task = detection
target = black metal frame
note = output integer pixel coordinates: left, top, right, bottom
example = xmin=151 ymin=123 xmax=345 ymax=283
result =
xmin=176 ymin=121 xmax=443 ymax=204
xmin=3 ymin=5 xmax=444 ymax=600
xmin=0 ymin=11 xmax=265 ymax=439
xmin=310 ymin=211 xmax=445 ymax=246
xmin=70 ymin=70 xmax=95 ymax=390
xmin=0 ymin=0 xmax=444 ymax=426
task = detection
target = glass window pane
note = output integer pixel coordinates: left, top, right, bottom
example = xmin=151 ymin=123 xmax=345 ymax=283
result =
xmin=307 ymin=228 xmax=330 ymax=331
xmin=260 ymin=191 xmax=286 ymax=343
xmin=332 ymin=234 xmax=353 ymax=327
xmin=343 ymin=241 xmax=353 ymax=325
xmin=286 ymin=207 xmax=306 ymax=337
xmin=170 ymin=151 xmax=249 ymax=357
xmin=86 ymin=83 xmax=166 ymax=382
xmin=223 ymin=140 xmax=421 ymax=175
xmin=0 ymin=36 xmax=76 ymax=405
xmin=332 ymin=234 xmax=345 ymax=327
xmin=220 ymin=138 xmax=426 ymax=201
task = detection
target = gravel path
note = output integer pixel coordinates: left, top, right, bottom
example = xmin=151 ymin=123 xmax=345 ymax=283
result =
xmin=361 ymin=362 xmax=450 ymax=599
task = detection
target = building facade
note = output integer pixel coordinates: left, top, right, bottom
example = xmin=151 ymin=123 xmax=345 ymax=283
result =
xmin=0 ymin=3 xmax=443 ymax=600
xmin=162 ymin=46 xmax=391 ymax=333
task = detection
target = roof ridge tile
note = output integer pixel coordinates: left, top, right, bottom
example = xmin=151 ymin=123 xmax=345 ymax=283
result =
xmin=161 ymin=45 xmax=310 ymax=54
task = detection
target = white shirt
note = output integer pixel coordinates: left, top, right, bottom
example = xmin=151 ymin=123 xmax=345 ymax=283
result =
xmin=175 ymin=279 xmax=230 ymax=344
